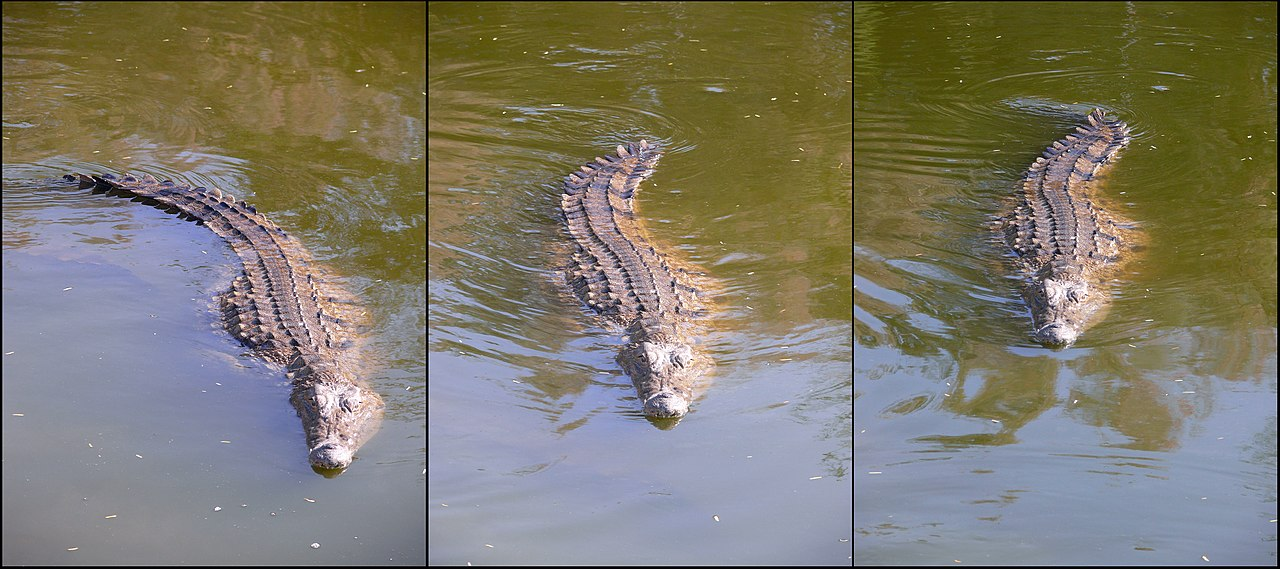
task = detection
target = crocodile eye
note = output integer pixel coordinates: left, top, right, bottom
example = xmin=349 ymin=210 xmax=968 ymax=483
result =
xmin=1067 ymin=284 xmax=1089 ymax=303
xmin=642 ymin=341 xmax=663 ymax=363
xmin=1044 ymin=280 xmax=1067 ymax=304
xmin=671 ymin=345 xmax=694 ymax=368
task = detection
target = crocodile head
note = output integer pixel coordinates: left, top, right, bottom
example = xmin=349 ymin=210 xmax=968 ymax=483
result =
xmin=1025 ymin=275 xmax=1107 ymax=347
xmin=290 ymin=377 xmax=385 ymax=471
xmin=631 ymin=340 xmax=697 ymax=418
xmin=616 ymin=319 xmax=705 ymax=418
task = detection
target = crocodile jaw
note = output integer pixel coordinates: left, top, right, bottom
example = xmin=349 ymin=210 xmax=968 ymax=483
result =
xmin=643 ymin=391 xmax=691 ymax=418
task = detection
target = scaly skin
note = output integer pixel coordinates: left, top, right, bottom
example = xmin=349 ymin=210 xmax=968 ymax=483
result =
xmin=1001 ymin=109 xmax=1138 ymax=347
xmin=560 ymin=141 xmax=710 ymax=417
xmin=70 ymin=173 xmax=383 ymax=469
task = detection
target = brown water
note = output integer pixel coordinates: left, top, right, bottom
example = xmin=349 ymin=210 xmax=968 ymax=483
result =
xmin=429 ymin=1 xmax=853 ymax=565
xmin=2 ymin=2 xmax=425 ymax=564
xmin=854 ymin=1 xmax=1277 ymax=564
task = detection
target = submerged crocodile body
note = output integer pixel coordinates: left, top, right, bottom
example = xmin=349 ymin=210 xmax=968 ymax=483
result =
xmin=67 ymin=173 xmax=383 ymax=470
xmin=1000 ymin=108 xmax=1139 ymax=347
xmin=560 ymin=140 xmax=710 ymax=418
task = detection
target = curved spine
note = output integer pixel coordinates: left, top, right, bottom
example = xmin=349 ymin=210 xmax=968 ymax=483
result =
xmin=559 ymin=141 xmax=709 ymax=418
xmin=70 ymin=172 xmax=382 ymax=469
xmin=1001 ymin=109 xmax=1138 ymax=347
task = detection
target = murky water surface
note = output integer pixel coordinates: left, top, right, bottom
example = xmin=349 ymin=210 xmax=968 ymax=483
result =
xmin=429 ymin=2 xmax=852 ymax=565
xmin=3 ymin=3 xmax=425 ymax=564
xmin=854 ymin=2 xmax=1276 ymax=565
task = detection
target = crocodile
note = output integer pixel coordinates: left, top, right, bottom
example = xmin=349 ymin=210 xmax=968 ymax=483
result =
xmin=560 ymin=140 xmax=711 ymax=418
xmin=1000 ymin=108 xmax=1139 ymax=347
xmin=66 ymin=172 xmax=383 ymax=470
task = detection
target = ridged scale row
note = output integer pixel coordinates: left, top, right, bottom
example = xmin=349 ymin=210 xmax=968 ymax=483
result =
xmin=1007 ymin=109 xmax=1131 ymax=277
xmin=71 ymin=173 xmax=351 ymax=372
xmin=69 ymin=172 xmax=382 ymax=468
xmin=560 ymin=141 xmax=696 ymax=326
